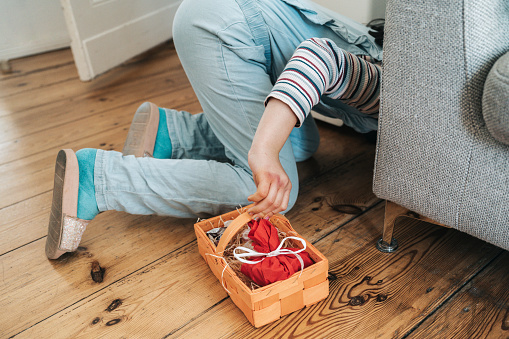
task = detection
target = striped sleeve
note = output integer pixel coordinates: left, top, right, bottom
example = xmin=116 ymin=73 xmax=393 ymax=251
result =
xmin=266 ymin=38 xmax=381 ymax=127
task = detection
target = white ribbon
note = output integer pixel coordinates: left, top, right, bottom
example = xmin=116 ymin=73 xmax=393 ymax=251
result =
xmin=233 ymin=236 xmax=308 ymax=275
xmin=205 ymin=253 xmax=232 ymax=294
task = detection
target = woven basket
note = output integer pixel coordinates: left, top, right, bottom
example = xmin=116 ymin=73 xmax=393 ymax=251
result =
xmin=194 ymin=206 xmax=329 ymax=327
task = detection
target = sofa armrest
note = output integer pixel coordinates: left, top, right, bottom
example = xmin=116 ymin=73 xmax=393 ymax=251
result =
xmin=373 ymin=0 xmax=509 ymax=251
xmin=483 ymin=51 xmax=509 ymax=145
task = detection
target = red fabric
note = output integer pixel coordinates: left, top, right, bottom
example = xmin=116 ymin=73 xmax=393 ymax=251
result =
xmin=240 ymin=219 xmax=313 ymax=286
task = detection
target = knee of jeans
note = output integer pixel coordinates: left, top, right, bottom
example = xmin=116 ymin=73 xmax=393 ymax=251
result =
xmin=291 ymin=141 xmax=319 ymax=162
xmin=289 ymin=118 xmax=321 ymax=162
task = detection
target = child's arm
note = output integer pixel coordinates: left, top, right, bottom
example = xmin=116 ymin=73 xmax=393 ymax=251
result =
xmin=247 ymin=98 xmax=296 ymax=219
xmin=248 ymin=38 xmax=381 ymax=218
xmin=268 ymin=38 xmax=381 ymax=125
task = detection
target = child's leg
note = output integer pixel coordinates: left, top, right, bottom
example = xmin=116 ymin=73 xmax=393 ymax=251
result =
xmin=170 ymin=0 xmax=381 ymax=162
xmin=122 ymin=102 xmax=230 ymax=162
xmin=91 ymin=0 xmax=382 ymax=217
xmin=95 ymin=150 xmax=257 ymax=218
xmin=46 ymin=0 xmax=382 ymax=258
xmin=93 ymin=0 xmax=303 ymax=218
xmin=157 ymin=109 xmax=230 ymax=162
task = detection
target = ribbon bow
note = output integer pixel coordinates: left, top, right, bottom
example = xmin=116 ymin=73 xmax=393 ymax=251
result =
xmin=233 ymin=236 xmax=308 ymax=273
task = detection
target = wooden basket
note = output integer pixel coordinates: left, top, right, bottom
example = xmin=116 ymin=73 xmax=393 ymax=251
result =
xmin=194 ymin=206 xmax=329 ymax=327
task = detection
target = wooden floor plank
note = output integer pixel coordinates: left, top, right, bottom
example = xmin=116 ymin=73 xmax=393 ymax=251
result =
xmin=0 ymin=126 xmax=133 ymax=211
xmin=407 ymin=252 xmax=509 ymax=339
xmin=3 ymin=39 xmax=508 ymax=339
xmin=0 ymin=44 xmax=175 ymax=118
xmin=0 ymin=82 xmax=192 ymax=165
xmin=0 ymin=191 xmax=52 ymax=255
xmin=0 ymin=48 xmax=75 ymax=83
xmin=0 ymin=56 xmax=190 ymax=146
xmin=4 ymin=133 xmax=378 ymax=338
xmin=16 ymin=206 xmax=503 ymax=338
xmin=0 ymin=62 xmax=77 ymax=99
xmin=172 ymin=210 xmax=502 ymax=339
xmin=0 ymin=44 xmax=173 ymax=100
xmin=0 ymin=212 xmax=198 ymax=338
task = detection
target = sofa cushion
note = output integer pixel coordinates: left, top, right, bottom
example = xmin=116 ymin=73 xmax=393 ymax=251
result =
xmin=483 ymin=51 xmax=509 ymax=145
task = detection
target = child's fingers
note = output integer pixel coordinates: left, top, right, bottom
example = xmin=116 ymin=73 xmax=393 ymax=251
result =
xmin=247 ymin=182 xmax=272 ymax=216
xmin=247 ymin=179 xmax=270 ymax=203
xmin=251 ymin=179 xmax=291 ymax=218
xmin=249 ymin=182 xmax=279 ymax=218
xmin=257 ymin=187 xmax=285 ymax=219
xmin=274 ymin=188 xmax=291 ymax=214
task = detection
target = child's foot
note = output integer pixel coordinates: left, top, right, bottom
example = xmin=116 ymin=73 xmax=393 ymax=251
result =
xmin=45 ymin=149 xmax=99 ymax=259
xmin=122 ymin=102 xmax=172 ymax=158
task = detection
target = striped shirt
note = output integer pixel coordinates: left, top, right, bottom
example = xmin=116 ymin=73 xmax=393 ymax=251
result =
xmin=266 ymin=38 xmax=382 ymax=127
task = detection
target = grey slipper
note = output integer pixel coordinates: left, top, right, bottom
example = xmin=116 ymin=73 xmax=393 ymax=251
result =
xmin=122 ymin=102 xmax=159 ymax=157
xmin=45 ymin=149 xmax=90 ymax=259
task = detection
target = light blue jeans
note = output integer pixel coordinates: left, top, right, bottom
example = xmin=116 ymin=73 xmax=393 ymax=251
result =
xmin=94 ymin=0 xmax=382 ymax=218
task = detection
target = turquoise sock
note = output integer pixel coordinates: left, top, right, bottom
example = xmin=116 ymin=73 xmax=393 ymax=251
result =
xmin=152 ymin=108 xmax=172 ymax=159
xmin=75 ymin=149 xmax=99 ymax=220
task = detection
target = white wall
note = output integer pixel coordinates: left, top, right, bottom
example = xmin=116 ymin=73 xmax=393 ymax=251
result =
xmin=0 ymin=0 xmax=70 ymax=60
xmin=313 ymin=0 xmax=387 ymax=24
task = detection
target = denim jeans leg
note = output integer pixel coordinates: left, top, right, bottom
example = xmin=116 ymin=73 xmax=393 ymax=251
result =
xmin=289 ymin=115 xmax=320 ymax=162
xmin=94 ymin=0 xmax=297 ymax=217
xmin=173 ymin=0 xmax=301 ymax=209
xmin=163 ymin=109 xmax=229 ymax=162
xmin=94 ymin=150 xmax=258 ymax=218
xmin=94 ymin=0 xmax=383 ymax=218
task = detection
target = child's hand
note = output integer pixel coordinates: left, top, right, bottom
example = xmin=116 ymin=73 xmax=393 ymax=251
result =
xmin=247 ymin=98 xmax=297 ymax=219
xmin=247 ymin=150 xmax=291 ymax=219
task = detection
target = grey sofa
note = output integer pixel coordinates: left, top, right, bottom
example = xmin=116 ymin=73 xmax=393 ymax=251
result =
xmin=373 ymin=0 xmax=509 ymax=251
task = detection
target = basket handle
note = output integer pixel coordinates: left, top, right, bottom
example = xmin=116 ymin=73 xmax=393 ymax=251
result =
xmin=216 ymin=212 xmax=253 ymax=254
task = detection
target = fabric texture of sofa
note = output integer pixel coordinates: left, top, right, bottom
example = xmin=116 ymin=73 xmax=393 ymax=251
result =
xmin=373 ymin=0 xmax=509 ymax=251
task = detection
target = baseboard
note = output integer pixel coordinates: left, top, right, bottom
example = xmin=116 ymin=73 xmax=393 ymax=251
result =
xmin=0 ymin=37 xmax=70 ymax=61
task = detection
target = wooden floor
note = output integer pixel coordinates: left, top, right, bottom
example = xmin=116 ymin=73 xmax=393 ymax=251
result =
xmin=1 ymin=43 xmax=508 ymax=339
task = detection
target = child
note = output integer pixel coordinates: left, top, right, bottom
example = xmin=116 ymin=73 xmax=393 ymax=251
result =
xmin=46 ymin=0 xmax=383 ymax=259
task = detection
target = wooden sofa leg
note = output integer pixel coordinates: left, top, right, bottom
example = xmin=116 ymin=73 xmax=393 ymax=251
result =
xmin=376 ymin=201 xmax=406 ymax=253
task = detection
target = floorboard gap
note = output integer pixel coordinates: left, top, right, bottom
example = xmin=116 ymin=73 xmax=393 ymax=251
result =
xmin=0 ymin=236 xmax=47 ymax=257
xmin=162 ymin=297 xmax=229 ymax=338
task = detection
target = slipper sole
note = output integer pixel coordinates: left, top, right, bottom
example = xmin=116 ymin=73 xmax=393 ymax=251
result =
xmin=45 ymin=149 xmax=79 ymax=259
xmin=122 ymin=102 xmax=159 ymax=157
